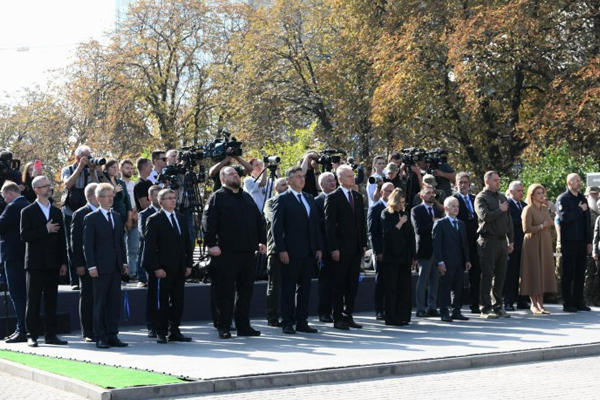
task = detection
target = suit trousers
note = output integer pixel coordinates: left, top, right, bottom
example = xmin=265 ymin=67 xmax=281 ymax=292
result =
xmin=265 ymin=254 xmax=281 ymax=323
xmin=373 ymin=257 xmax=385 ymax=313
xmin=467 ymin=241 xmax=481 ymax=309
xmin=4 ymin=261 xmax=27 ymax=334
xmin=317 ymin=256 xmax=334 ymax=317
xmin=92 ymin=268 xmax=122 ymax=341
xmin=331 ymin=252 xmax=361 ymax=322
xmin=213 ymin=251 xmax=255 ymax=331
xmin=62 ymin=214 xmax=76 ymax=285
xmin=124 ymin=227 xmax=140 ymax=277
xmin=148 ymin=269 xmax=185 ymax=336
xmin=280 ymin=257 xmax=313 ymax=327
xmin=25 ymin=269 xmax=59 ymax=339
xmin=438 ymin=265 xmax=464 ymax=312
xmin=504 ymin=249 xmax=522 ymax=305
xmin=415 ymin=256 xmax=439 ymax=312
xmin=383 ymin=262 xmax=412 ymax=324
xmin=478 ymin=238 xmax=507 ymax=312
xmin=561 ymin=241 xmax=588 ymax=307
xmin=79 ymin=271 xmax=94 ymax=338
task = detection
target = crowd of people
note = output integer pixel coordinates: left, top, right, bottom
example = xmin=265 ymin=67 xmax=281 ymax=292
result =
xmin=0 ymin=145 xmax=597 ymax=349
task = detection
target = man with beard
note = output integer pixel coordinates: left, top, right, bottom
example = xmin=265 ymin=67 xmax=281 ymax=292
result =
xmin=203 ymin=166 xmax=266 ymax=339
xmin=119 ymin=159 xmax=140 ymax=282
xmin=584 ymin=186 xmax=600 ymax=306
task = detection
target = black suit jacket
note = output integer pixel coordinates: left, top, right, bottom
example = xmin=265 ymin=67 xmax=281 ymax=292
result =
xmin=0 ymin=196 xmax=29 ymax=262
xmin=433 ymin=217 xmax=470 ymax=270
xmin=143 ymin=210 xmax=193 ymax=273
xmin=272 ymin=190 xmax=321 ymax=259
xmin=324 ymin=187 xmax=367 ymax=256
xmin=71 ymin=204 xmax=95 ymax=267
xmin=20 ymin=202 xmax=67 ymax=270
xmin=367 ymin=201 xmax=386 ymax=256
xmin=411 ymin=203 xmax=443 ymax=259
xmin=381 ymin=209 xmax=416 ymax=264
xmin=83 ymin=209 xmax=127 ymax=274
xmin=454 ymin=193 xmax=478 ymax=245
xmin=508 ymin=199 xmax=527 ymax=252
xmin=314 ymin=193 xmax=329 ymax=254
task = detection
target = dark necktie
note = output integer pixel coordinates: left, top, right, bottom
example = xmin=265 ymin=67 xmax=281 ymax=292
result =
xmin=464 ymin=195 xmax=474 ymax=217
xmin=428 ymin=206 xmax=434 ymax=220
xmin=348 ymin=191 xmax=355 ymax=211
xmin=107 ymin=211 xmax=114 ymax=229
xmin=170 ymin=213 xmax=180 ymax=236
xmin=297 ymin=194 xmax=308 ymax=216
xmin=453 ymin=219 xmax=459 ymax=231
xmin=516 ymin=201 xmax=522 ymax=211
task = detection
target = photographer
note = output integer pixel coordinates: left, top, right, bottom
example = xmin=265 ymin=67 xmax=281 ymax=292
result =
xmin=148 ymin=150 xmax=166 ymax=184
xmin=166 ymin=149 xmax=179 ymax=166
xmin=428 ymin=150 xmax=456 ymax=197
xmin=208 ymin=153 xmax=253 ymax=191
xmin=61 ymin=145 xmax=103 ymax=289
xmin=243 ymin=158 xmax=269 ymax=212
xmin=0 ymin=151 xmax=23 ymax=189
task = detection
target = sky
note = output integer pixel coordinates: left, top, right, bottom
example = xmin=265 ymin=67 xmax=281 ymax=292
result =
xmin=0 ymin=0 xmax=116 ymax=103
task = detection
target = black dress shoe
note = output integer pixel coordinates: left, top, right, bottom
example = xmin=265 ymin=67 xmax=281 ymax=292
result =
xmin=427 ymin=309 xmax=441 ymax=317
xmin=345 ymin=318 xmax=362 ymax=329
xmin=156 ymin=334 xmax=168 ymax=344
xmin=168 ymin=333 xmax=192 ymax=342
xmin=218 ymin=329 xmax=232 ymax=339
xmin=375 ymin=311 xmax=385 ymax=320
xmin=108 ymin=338 xmax=128 ymax=347
xmin=282 ymin=325 xmax=296 ymax=334
xmin=441 ymin=310 xmax=452 ymax=322
xmin=148 ymin=328 xmax=157 ymax=338
xmin=5 ymin=334 xmax=27 ymax=343
xmin=504 ymin=304 xmax=516 ymax=311
xmin=333 ymin=321 xmax=350 ymax=330
xmin=4 ymin=331 xmax=19 ymax=341
xmin=45 ymin=336 xmax=68 ymax=345
xmin=319 ymin=315 xmax=333 ymax=323
xmin=296 ymin=324 xmax=318 ymax=333
xmin=416 ymin=311 xmax=428 ymax=318
xmin=267 ymin=320 xmax=282 ymax=327
xmin=452 ymin=313 xmax=470 ymax=321
xmin=27 ymin=338 xmax=38 ymax=347
xmin=237 ymin=327 xmax=261 ymax=337
xmin=96 ymin=339 xmax=110 ymax=349
xmin=576 ymin=305 xmax=592 ymax=311
xmin=470 ymin=306 xmax=480 ymax=314
xmin=563 ymin=305 xmax=578 ymax=313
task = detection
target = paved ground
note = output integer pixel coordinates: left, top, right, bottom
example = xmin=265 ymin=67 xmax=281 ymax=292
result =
xmin=151 ymin=355 xmax=600 ymax=400
xmin=0 ymin=370 xmax=87 ymax=400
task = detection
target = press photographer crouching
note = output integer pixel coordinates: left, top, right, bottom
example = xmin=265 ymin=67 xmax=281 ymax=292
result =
xmin=61 ymin=145 xmax=105 ymax=289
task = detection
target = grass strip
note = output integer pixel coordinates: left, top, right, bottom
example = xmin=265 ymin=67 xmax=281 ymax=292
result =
xmin=0 ymin=350 xmax=184 ymax=389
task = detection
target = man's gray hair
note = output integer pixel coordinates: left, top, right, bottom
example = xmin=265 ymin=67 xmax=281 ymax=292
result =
xmin=95 ymin=183 xmax=114 ymax=197
xmin=336 ymin=164 xmax=353 ymax=176
xmin=1 ymin=180 xmax=20 ymax=195
xmin=84 ymin=183 xmax=98 ymax=199
xmin=318 ymin=172 xmax=335 ymax=189
xmin=508 ymin=180 xmax=523 ymax=191
xmin=31 ymin=176 xmax=48 ymax=188
xmin=444 ymin=196 xmax=459 ymax=208
xmin=74 ymin=145 xmax=92 ymax=158
xmin=157 ymin=188 xmax=176 ymax=201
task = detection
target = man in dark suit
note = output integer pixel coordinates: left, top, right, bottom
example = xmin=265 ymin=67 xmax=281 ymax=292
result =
xmin=433 ymin=197 xmax=471 ymax=322
xmin=367 ymin=182 xmax=395 ymax=320
xmin=70 ymin=183 xmax=99 ymax=342
xmin=411 ymin=186 xmax=443 ymax=318
xmin=83 ymin=183 xmax=129 ymax=349
xmin=20 ymin=176 xmax=68 ymax=347
xmin=453 ymin=172 xmax=481 ymax=314
xmin=504 ymin=181 xmax=529 ymax=311
xmin=203 ymin=167 xmax=267 ymax=339
xmin=0 ymin=181 xmax=30 ymax=343
xmin=263 ymin=177 xmax=289 ymax=327
xmin=315 ymin=172 xmax=337 ymax=323
xmin=138 ymin=185 xmax=161 ymax=337
xmin=143 ymin=188 xmax=194 ymax=344
xmin=324 ymin=165 xmax=367 ymax=330
xmin=272 ymin=167 xmax=322 ymax=334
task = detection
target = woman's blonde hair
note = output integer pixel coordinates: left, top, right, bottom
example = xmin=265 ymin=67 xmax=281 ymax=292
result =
xmin=526 ymin=183 xmax=546 ymax=206
xmin=386 ymin=188 xmax=406 ymax=213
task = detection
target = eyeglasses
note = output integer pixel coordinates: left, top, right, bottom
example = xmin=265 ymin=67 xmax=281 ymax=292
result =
xmin=157 ymin=157 xmax=167 ymax=161
xmin=36 ymin=184 xmax=51 ymax=189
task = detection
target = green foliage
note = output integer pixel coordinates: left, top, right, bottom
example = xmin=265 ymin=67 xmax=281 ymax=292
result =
xmin=518 ymin=144 xmax=599 ymax=201
xmin=259 ymin=122 xmax=322 ymax=172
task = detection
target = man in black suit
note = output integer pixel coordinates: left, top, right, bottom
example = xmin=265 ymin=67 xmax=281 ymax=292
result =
xmin=203 ymin=167 xmax=267 ymax=339
xmin=138 ymin=185 xmax=161 ymax=337
xmin=453 ymin=172 xmax=481 ymax=314
xmin=264 ymin=177 xmax=289 ymax=327
xmin=272 ymin=167 xmax=322 ymax=334
xmin=324 ymin=165 xmax=367 ymax=330
xmin=367 ymin=182 xmax=395 ymax=321
xmin=0 ymin=181 xmax=30 ymax=343
xmin=20 ymin=176 xmax=68 ymax=347
xmin=411 ymin=186 xmax=443 ymax=318
xmin=143 ymin=188 xmax=194 ymax=344
xmin=83 ymin=183 xmax=129 ymax=349
xmin=504 ymin=181 xmax=529 ymax=311
xmin=70 ymin=183 xmax=99 ymax=342
xmin=433 ymin=197 xmax=471 ymax=322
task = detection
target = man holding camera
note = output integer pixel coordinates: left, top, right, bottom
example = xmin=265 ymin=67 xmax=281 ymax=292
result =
xmin=243 ymin=158 xmax=270 ymax=212
xmin=148 ymin=150 xmax=167 ymax=184
xmin=62 ymin=145 xmax=102 ymax=290
xmin=203 ymin=166 xmax=266 ymax=339
xmin=208 ymin=153 xmax=253 ymax=192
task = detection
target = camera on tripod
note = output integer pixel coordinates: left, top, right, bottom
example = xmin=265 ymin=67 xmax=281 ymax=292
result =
xmin=424 ymin=148 xmax=449 ymax=170
xmin=317 ymin=149 xmax=346 ymax=172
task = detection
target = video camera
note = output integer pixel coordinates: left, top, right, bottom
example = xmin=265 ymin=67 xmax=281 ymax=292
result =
xmin=204 ymin=129 xmax=243 ymax=162
xmin=424 ymin=148 xmax=449 ymax=170
xmin=317 ymin=149 xmax=346 ymax=172
xmin=400 ymin=147 xmax=426 ymax=166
